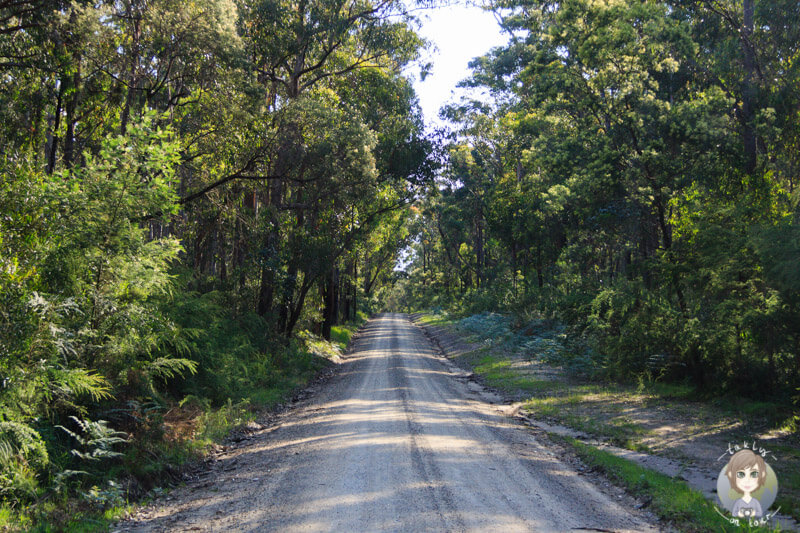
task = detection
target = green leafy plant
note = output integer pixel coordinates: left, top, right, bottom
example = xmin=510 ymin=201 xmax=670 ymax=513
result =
xmin=56 ymin=416 xmax=128 ymax=464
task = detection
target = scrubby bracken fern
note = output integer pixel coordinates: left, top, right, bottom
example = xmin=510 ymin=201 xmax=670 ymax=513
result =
xmin=56 ymin=416 xmax=128 ymax=463
xmin=0 ymin=423 xmax=49 ymax=503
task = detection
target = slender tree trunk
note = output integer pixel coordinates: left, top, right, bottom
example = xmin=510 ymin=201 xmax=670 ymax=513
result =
xmin=285 ymin=275 xmax=314 ymax=338
xmin=233 ymin=216 xmax=245 ymax=289
xmin=258 ymin=117 xmax=301 ymax=318
xmin=333 ymin=267 xmax=340 ymax=326
xmin=475 ymin=213 xmax=485 ymax=288
xmin=63 ymin=55 xmax=80 ymax=169
xmin=321 ymin=268 xmax=337 ymax=340
xmin=511 ymin=241 xmax=518 ymax=295
xmin=279 ymin=263 xmax=297 ymax=333
xmin=352 ymin=259 xmax=358 ymax=321
xmin=740 ymin=0 xmax=758 ymax=175
xmin=47 ymin=81 xmax=64 ymax=174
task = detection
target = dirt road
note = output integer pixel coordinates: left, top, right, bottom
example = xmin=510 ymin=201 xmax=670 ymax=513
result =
xmin=118 ymin=314 xmax=657 ymax=532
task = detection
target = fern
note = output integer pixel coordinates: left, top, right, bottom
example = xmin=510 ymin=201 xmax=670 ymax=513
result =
xmin=0 ymin=425 xmax=46 ymax=502
xmin=56 ymin=416 xmax=128 ymax=462
xmin=0 ymin=422 xmax=48 ymax=471
xmin=51 ymin=367 xmax=113 ymax=402
xmin=0 ymin=441 xmax=38 ymax=500
xmin=145 ymin=356 xmax=198 ymax=380
xmin=53 ymin=468 xmax=90 ymax=488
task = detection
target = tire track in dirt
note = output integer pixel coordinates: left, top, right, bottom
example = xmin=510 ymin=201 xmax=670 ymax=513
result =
xmin=116 ymin=313 xmax=658 ymax=532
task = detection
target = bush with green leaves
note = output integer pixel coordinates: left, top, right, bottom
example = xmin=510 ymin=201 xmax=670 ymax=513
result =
xmin=0 ymin=422 xmax=49 ymax=503
xmin=2 ymin=114 xmax=190 ymax=419
xmin=0 ymin=114 xmax=206 ymax=516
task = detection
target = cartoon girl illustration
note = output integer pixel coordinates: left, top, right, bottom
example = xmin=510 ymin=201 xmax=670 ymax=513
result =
xmin=725 ymin=449 xmax=767 ymax=518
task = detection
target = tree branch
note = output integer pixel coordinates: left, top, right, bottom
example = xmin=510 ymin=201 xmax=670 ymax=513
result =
xmin=179 ymin=172 xmax=284 ymax=205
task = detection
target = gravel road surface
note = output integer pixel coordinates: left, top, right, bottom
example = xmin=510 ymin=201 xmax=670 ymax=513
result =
xmin=117 ymin=313 xmax=658 ymax=532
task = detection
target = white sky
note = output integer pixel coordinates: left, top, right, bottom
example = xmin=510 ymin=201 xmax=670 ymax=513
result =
xmin=411 ymin=4 xmax=509 ymax=128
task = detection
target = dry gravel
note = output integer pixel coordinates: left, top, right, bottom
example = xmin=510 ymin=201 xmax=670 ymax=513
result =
xmin=116 ymin=313 xmax=659 ymax=532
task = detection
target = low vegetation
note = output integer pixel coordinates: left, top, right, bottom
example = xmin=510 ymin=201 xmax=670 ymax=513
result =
xmin=423 ymin=311 xmax=799 ymax=525
xmin=551 ymin=435 xmax=762 ymax=532
xmin=2 ymin=0 xmax=423 ymax=528
xmin=0 ymin=303 xmax=357 ymax=531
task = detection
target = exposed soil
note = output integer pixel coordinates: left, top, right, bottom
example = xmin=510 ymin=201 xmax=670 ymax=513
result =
xmin=115 ymin=314 xmax=660 ymax=532
xmin=417 ymin=319 xmax=800 ymax=531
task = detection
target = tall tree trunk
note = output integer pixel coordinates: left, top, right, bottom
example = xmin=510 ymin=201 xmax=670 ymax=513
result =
xmin=120 ymin=10 xmax=141 ymax=136
xmin=352 ymin=259 xmax=358 ymax=321
xmin=258 ymin=117 xmax=301 ymax=318
xmin=46 ymin=81 xmax=64 ymax=174
xmin=475 ymin=212 xmax=485 ymax=288
xmin=258 ymin=264 xmax=273 ymax=317
xmin=321 ymin=268 xmax=337 ymax=340
xmin=278 ymin=263 xmax=297 ymax=334
xmin=233 ymin=216 xmax=245 ymax=289
xmin=740 ymin=0 xmax=757 ymax=175
xmin=285 ymin=276 xmax=314 ymax=338
xmin=63 ymin=54 xmax=80 ymax=169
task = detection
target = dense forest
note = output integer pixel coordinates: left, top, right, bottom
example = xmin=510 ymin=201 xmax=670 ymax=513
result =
xmin=396 ymin=0 xmax=800 ymax=399
xmin=0 ymin=0 xmax=436 ymax=526
xmin=1 ymin=0 xmax=799 ymax=528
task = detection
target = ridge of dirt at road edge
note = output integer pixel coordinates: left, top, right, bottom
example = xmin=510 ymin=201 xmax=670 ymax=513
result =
xmin=412 ymin=315 xmax=800 ymax=532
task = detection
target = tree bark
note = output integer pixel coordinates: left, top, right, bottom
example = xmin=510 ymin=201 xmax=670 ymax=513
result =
xmin=63 ymin=53 xmax=80 ymax=169
xmin=46 ymin=80 xmax=64 ymax=174
xmin=740 ymin=0 xmax=757 ymax=175
xmin=321 ymin=267 xmax=337 ymax=340
xmin=120 ymin=7 xmax=141 ymax=136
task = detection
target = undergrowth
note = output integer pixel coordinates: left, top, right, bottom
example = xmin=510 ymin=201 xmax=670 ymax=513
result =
xmin=0 ymin=293 xmax=360 ymax=532
xmin=419 ymin=310 xmax=800 ymax=524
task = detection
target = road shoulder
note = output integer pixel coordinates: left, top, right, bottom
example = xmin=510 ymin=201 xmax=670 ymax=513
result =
xmin=413 ymin=313 xmax=800 ymax=532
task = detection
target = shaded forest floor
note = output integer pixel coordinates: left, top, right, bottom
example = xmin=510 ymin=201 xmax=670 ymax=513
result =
xmin=413 ymin=313 xmax=800 ymax=531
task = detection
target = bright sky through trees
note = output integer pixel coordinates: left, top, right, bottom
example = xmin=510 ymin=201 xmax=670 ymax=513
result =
xmin=413 ymin=3 xmax=508 ymax=126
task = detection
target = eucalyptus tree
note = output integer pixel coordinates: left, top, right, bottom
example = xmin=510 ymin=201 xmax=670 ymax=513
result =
xmin=231 ymin=0 xmax=433 ymax=335
xmin=411 ymin=0 xmax=800 ymax=395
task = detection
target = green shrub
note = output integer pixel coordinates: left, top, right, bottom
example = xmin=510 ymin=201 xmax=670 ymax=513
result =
xmin=0 ymin=422 xmax=49 ymax=473
xmin=0 ymin=422 xmax=49 ymax=502
xmin=0 ymin=442 xmax=40 ymax=502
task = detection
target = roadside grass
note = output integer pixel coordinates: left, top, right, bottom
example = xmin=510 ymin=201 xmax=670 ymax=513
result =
xmin=416 ymin=311 xmax=800 ymax=525
xmin=330 ymin=325 xmax=354 ymax=350
xmin=0 ymin=496 xmax=138 ymax=533
xmin=461 ymin=344 xmax=654 ymax=450
xmin=774 ymin=467 xmax=800 ymax=525
xmin=550 ymin=434 xmax=777 ymax=532
xmin=330 ymin=317 xmax=366 ymax=351
xmin=709 ymin=396 xmax=798 ymax=433
xmin=473 ymin=355 xmax=564 ymax=395
xmin=526 ymin=393 xmax=654 ymax=452
xmin=414 ymin=312 xmax=451 ymax=327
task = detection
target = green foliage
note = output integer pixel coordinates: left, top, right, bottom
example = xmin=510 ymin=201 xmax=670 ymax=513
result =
xmin=0 ymin=423 xmax=49 ymax=503
xmin=194 ymin=399 xmax=254 ymax=444
xmin=586 ymin=284 xmax=682 ymax=380
xmin=162 ymin=288 xmax=276 ymax=403
xmin=0 ymin=442 xmax=39 ymax=503
xmin=145 ymin=358 xmax=199 ymax=382
xmin=398 ymin=0 xmax=800 ymax=404
xmin=556 ymin=435 xmax=735 ymax=532
xmin=56 ymin=416 xmax=128 ymax=464
xmin=0 ymin=423 xmax=49 ymax=473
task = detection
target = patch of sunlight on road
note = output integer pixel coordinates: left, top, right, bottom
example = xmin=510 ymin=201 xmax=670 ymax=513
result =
xmin=284 ymin=483 xmax=441 ymax=515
